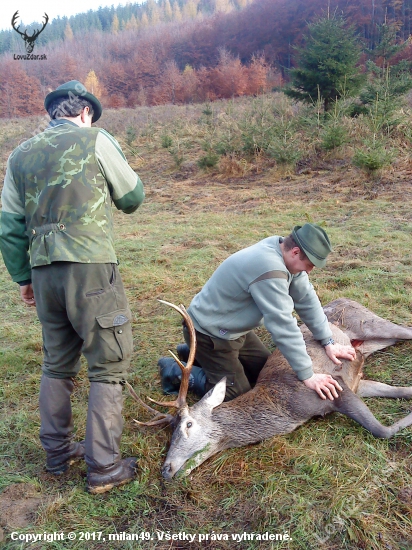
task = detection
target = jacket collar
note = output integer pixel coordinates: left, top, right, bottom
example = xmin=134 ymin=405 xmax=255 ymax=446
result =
xmin=47 ymin=119 xmax=79 ymax=129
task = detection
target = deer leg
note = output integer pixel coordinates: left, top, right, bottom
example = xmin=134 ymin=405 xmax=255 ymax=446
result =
xmin=357 ymin=380 xmax=412 ymax=399
xmin=334 ymin=386 xmax=412 ymax=438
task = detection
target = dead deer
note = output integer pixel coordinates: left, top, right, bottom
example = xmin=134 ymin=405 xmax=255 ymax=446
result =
xmin=128 ymin=298 xmax=412 ymax=479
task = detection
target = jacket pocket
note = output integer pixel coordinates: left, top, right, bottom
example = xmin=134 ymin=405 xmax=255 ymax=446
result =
xmin=86 ymin=288 xmax=105 ymax=297
xmin=95 ymin=308 xmax=133 ymax=363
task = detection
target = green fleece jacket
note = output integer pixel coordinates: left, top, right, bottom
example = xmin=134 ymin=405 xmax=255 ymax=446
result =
xmin=188 ymin=236 xmax=333 ymax=381
xmin=0 ymin=119 xmax=144 ymax=283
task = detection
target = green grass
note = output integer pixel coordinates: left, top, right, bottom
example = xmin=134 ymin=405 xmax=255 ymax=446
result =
xmin=0 ymin=94 xmax=412 ymax=549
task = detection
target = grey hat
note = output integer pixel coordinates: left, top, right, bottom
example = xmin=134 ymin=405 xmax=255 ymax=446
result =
xmin=44 ymin=80 xmax=102 ymax=123
xmin=292 ymin=223 xmax=332 ymax=268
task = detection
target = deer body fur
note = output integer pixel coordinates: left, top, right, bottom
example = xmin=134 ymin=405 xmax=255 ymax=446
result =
xmin=131 ymin=299 xmax=412 ymax=479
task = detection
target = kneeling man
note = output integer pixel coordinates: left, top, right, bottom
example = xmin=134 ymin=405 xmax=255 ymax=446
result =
xmin=160 ymin=223 xmax=355 ymax=402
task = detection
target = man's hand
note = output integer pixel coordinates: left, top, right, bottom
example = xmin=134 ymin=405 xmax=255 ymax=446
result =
xmin=324 ymin=343 xmax=356 ymax=365
xmin=303 ymin=373 xmax=343 ymax=400
xmin=20 ymin=283 xmax=36 ymax=306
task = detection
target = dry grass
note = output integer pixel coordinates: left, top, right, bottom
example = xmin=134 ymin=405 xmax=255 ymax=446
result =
xmin=0 ymin=93 xmax=412 ymax=549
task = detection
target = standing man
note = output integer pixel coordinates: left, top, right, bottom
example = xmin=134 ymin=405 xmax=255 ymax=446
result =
xmin=160 ymin=224 xmax=356 ymax=402
xmin=0 ymin=81 xmax=144 ymax=494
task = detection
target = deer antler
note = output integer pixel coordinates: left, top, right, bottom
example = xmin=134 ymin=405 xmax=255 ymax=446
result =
xmin=11 ymin=11 xmax=25 ymax=36
xmin=11 ymin=11 xmax=49 ymax=54
xmin=127 ymin=299 xmax=197 ymax=426
xmin=11 ymin=11 xmax=48 ymax=38
xmin=31 ymin=13 xmax=49 ymax=40
xmin=126 ymin=381 xmax=174 ymax=427
xmin=152 ymin=299 xmax=197 ymax=409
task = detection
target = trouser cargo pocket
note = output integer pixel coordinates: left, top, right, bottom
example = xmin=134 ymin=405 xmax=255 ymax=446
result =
xmin=205 ymin=371 xmax=236 ymax=388
xmin=95 ymin=309 xmax=133 ymax=363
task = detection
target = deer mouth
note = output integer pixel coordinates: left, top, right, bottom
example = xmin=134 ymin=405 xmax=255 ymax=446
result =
xmin=161 ymin=460 xmax=189 ymax=479
xmin=161 ymin=462 xmax=175 ymax=480
xmin=162 ymin=442 xmax=214 ymax=479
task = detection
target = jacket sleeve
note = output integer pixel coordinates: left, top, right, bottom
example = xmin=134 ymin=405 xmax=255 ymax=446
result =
xmin=249 ymin=276 xmax=314 ymax=381
xmin=95 ymin=130 xmax=145 ymax=214
xmin=0 ymin=157 xmax=31 ymax=283
xmin=289 ymin=271 xmax=332 ymax=345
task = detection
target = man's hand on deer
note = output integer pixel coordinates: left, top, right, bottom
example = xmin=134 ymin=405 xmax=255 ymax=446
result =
xmin=303 ymin=373 xmax=343 ymax=400
xmin=130 ymin=299 xmax=412 ymax=478
xmin=324 ymin=342 xmax=356 ymax=365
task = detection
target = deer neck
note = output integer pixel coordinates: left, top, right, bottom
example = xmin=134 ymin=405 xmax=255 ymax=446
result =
xmin=211 ymin=385 xmax=300 ymax=449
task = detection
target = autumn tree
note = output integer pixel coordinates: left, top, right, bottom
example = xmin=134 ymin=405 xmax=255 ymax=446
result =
xmin=172 ymin=2 xmax=182 ymax=21
xmin=85 ymin=70 xmax=104 ymax=98
xmin=127 ymin=44 xmax=163 ymax=104
xmin=244 ymin=55 xmax=269 ymax=95
xmin=101 ymin=61 xmax=128 ymax=107
xmin=64 ymin=22 xmax=74 ymax=41
xmin=183 ymin=1 xmax=198 ymax=19
xmin=195 ymin=66 xmax=212 ymax=102
xmin=211 ymin=48 xmax=247 ymax=99
xmin=24 ymin=51 xmax=79 ymax=94
xmin=0 ymin=62 xmax=43 ymax=118
xmin=141 ymin=12 xmax=149 ymax=27
xmin=285 ymin=14 xmax=364 ymax=111
xmin=124 ymin=14 xmax=139 ymax=30
xmin=214 ymin=0 xmax=234 ymax=14
xmin=180 ymin=64 xmax=199 ymax=102
xmin=112 ymin=14 xmax=120 ymax=34
xmin=155 ymin=60 xmax=182 ymax=103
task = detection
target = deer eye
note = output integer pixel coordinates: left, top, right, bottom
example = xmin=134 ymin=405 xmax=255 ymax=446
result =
xmin=186 ymin=422 xmax=192 ymax=428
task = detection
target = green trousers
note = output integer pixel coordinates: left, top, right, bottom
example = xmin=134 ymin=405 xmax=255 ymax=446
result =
xmin=32 ymin=262 xmax=133 ymax=383
xmin=183 ymin=324 xmax=271 ymax=401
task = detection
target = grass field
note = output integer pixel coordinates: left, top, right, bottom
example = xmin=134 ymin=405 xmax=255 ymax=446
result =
xmin=0 ymin=94 xmax=412 ymax=549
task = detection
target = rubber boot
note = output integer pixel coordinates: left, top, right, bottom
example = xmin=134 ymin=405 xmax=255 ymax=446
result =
xmin=176 ymin=343 xmax=200 ymax=366
xmin=158 ymin=357 xmax=207 ymax=397
xmin=85 ymin=382 xmax=137 ymax=494
xmin=177 ymin=343 xmax=190 ymax=363
xmin=158 ymin=357 xmax=182 ymax=394
xmin=39 ymin=374 xmax=85 ymax=475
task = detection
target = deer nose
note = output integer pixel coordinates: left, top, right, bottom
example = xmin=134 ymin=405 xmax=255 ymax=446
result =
xmin=161 ymin=463 xmax=173 ymax=480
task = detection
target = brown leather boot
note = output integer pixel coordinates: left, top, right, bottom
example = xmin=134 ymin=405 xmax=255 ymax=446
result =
xmin=87 ymin=457 xmax=137 ymax=494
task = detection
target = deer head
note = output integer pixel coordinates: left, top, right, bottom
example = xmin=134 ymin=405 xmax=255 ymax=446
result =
xmin=161 ymin=378 xmax=227 ymax=479
xmin=127 ymin=300 xmax=228 ymax=479
xmin=129 ymin=298 xmax=412 ymax=480
xmin=11 ymin=11 xmax=49 ymax=54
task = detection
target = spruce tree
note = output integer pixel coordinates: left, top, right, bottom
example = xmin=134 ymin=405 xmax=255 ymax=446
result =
xmin=357 ymin=23 xmax=412 ymax=123
xmin=285 ymin=15 xmax=363 ymax=111
xmin=350 ymin=25 xmax=410 ymax=175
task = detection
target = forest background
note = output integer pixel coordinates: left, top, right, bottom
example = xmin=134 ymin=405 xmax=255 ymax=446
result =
xmin=2 ymin=0 xmax=412 ymax=116
xmin=1 ymin=1 xmax=412 ymax=549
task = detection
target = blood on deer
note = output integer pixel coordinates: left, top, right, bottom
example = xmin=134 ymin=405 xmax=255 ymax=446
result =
xmin=128 ymin=298 xmax=412 ymax=479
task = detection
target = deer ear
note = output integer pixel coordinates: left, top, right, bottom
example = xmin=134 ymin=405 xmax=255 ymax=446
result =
xmin=199 ymin=377 xmax=226 ymax=411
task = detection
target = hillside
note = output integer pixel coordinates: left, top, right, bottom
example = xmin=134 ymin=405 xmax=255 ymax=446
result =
xmin=2 ymin=91 xmax=412 ymax=214
xmin=2 ymin=0 xmax=412 ymax=117
xmin=1 ymin=94 xmax=412 ymax=549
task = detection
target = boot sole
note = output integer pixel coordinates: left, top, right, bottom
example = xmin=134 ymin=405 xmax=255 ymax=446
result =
xmin=87 ymin=476 xmax=135 ymax=494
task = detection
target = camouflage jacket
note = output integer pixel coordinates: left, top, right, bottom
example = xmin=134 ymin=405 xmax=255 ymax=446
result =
xmin=0 ymin=120 xmax=144 ymax=283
